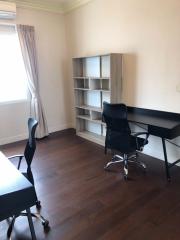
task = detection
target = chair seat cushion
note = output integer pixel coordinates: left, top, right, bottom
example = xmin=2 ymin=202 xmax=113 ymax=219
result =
xmin=106 ymin=131 xmax=148 ymax=154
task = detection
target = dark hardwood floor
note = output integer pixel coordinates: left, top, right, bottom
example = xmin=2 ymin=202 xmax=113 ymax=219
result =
xmin=1 ymin=129 xmax=180 ymax=240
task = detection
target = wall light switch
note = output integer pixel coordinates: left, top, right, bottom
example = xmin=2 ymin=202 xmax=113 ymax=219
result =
xmin=176 ymin=83 xmax=180 ymax=92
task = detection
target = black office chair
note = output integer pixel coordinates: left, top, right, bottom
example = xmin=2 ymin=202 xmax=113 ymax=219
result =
xmin=7 ymin=118 xmax=49 ymax=238
xmin=103 ymin=102 xmax=149 ymax=179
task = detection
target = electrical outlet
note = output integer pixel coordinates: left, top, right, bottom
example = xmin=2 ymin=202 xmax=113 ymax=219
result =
xmin=176 ymin=83 xmax=180 ymax=92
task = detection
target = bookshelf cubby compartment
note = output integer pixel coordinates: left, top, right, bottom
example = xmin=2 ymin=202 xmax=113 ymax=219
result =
xmin=73 ymin=53 xmax=123 ymax=146
xmin=75 ymin=90 xmax=101 ymax=108
xmin=101 ymin=78 xmax=110 ymax=90
xmin=84 ymin=56 xmax=100 ymax=77
xmin=76 ymin=108 xmax=90 ymax=120
xmin=91 ymin=111 xmax=102 ymax=121
xmin=90 ymin=78 xmax=101 ymax=90
xmin=74 ymin=77 xmax=89 ymax=89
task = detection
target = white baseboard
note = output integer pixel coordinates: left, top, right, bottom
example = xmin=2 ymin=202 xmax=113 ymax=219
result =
xmin=0 ymin=122 xmax=75 ymax=145
xmin=48 ymin=122 xmax=74 ymax=133
xmin=0 ymin=133 xmax=28 ymax=146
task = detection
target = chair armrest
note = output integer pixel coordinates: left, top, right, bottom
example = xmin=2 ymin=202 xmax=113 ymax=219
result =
xmin=133 ymin=132 xmax=149 ymax=138
xmin=8 ymin=154 xmax=24 ymax=159
xmin=133 ymin=132 xmax=149 ymax=150
xmin=8 ymin=155 xmax=24 ymax=170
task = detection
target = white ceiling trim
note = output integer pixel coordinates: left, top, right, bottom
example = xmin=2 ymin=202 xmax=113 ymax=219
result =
xmin=8 ymin=0 xmax=64 ymax=13
xmin=63 ymin=0 xmax=93 ymax=13
xmin=5 ymin=0 xmax=93 ymax=14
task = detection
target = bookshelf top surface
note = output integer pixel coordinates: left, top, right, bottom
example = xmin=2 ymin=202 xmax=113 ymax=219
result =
xmin=72 ymin=53 xmax=122 ymax=59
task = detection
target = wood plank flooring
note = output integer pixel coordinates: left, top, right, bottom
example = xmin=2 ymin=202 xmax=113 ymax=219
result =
xmin=1 ymin=129 xmax=180 ymax=240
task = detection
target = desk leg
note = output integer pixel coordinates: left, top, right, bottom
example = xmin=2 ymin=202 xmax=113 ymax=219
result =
xmin=162 ymin=138 xmax=170 ymax=181
xmin=26 ymin=208 xmax=37 ymax=240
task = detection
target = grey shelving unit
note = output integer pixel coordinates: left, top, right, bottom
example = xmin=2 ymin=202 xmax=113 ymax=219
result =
xmin=73 ymin=53 xmax=123 ymax=145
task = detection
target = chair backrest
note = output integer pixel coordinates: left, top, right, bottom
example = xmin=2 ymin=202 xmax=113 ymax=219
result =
xmin=24 ymin=118 xmax=38 ymax=169
xmin=102 ymin=102 xmax=131 ymax=134
xmin=103 ymin=102 xmax=133 ymax=153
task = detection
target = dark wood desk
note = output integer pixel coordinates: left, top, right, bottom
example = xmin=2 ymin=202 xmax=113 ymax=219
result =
xmin=0 ymin=151 xmax=37 ymax=239
xmin=127 ymin=107 xmax=180 ymax=180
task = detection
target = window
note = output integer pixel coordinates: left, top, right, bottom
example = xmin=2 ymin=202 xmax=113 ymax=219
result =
xmin=0 ymin=25 xmax=27 ymax=103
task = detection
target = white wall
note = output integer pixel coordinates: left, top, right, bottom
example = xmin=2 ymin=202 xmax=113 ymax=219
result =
xmin=65 ymin=0 xmax=180 ymax=161
xmin=0 ymin=1 xmax=179 ymax=163
xmin=0 ymin=7 xmax=73 ymax=145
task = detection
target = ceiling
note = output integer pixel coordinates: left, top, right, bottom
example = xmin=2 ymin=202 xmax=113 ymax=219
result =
xmin=26 ymin=0 xmax=74 ymax=4
xmin=4 ymin=0 xmax=93 ymax=13
xmin=49 ymin=0 xmax=74 ymax=3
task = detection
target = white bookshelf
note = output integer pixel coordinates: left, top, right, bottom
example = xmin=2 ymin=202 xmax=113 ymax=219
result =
xmin=73 ymin=53 xmax=123 ymax=145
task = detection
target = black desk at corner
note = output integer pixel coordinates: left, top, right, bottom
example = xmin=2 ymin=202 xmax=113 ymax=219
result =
xmin=0 ymin=151 xmax=37 ymax=239
xmin=127 ymin=106 xmax=180 ymax=180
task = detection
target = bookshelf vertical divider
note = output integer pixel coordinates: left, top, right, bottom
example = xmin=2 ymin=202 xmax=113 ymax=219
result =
xmin=73 ymin=53 xmax=123 ymax=146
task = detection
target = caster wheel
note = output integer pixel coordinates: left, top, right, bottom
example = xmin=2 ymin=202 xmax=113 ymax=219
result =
xmin=104 ymin=167 xmax=111 ymax=172
xmin=42 ymin=220 xmax=49 ymax=228
xmin=36 ymin=200 xmax=41 ymax=209
xmin=124 ymin=175 xmax=128 ymax=180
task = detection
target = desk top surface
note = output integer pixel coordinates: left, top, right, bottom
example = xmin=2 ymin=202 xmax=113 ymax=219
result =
xmin=0 ymin=151 xmax=36 ymax=221
xmin=0 ymin=151 xmax=32 ymax=196
xmin=127 ymin=107 xmax=180 ymax=129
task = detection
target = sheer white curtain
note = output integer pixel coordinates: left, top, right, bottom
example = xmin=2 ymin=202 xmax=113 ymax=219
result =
xmin=17 ymin=24 xmax=49 ymax=138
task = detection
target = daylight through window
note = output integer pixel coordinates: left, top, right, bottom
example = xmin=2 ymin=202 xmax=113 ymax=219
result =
xmin=0 ymin=25 xmax=27 ymax=103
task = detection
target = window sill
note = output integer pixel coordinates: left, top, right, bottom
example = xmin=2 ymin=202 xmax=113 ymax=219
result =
xmin=0 ymin=99 xmax=29 ymax=106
